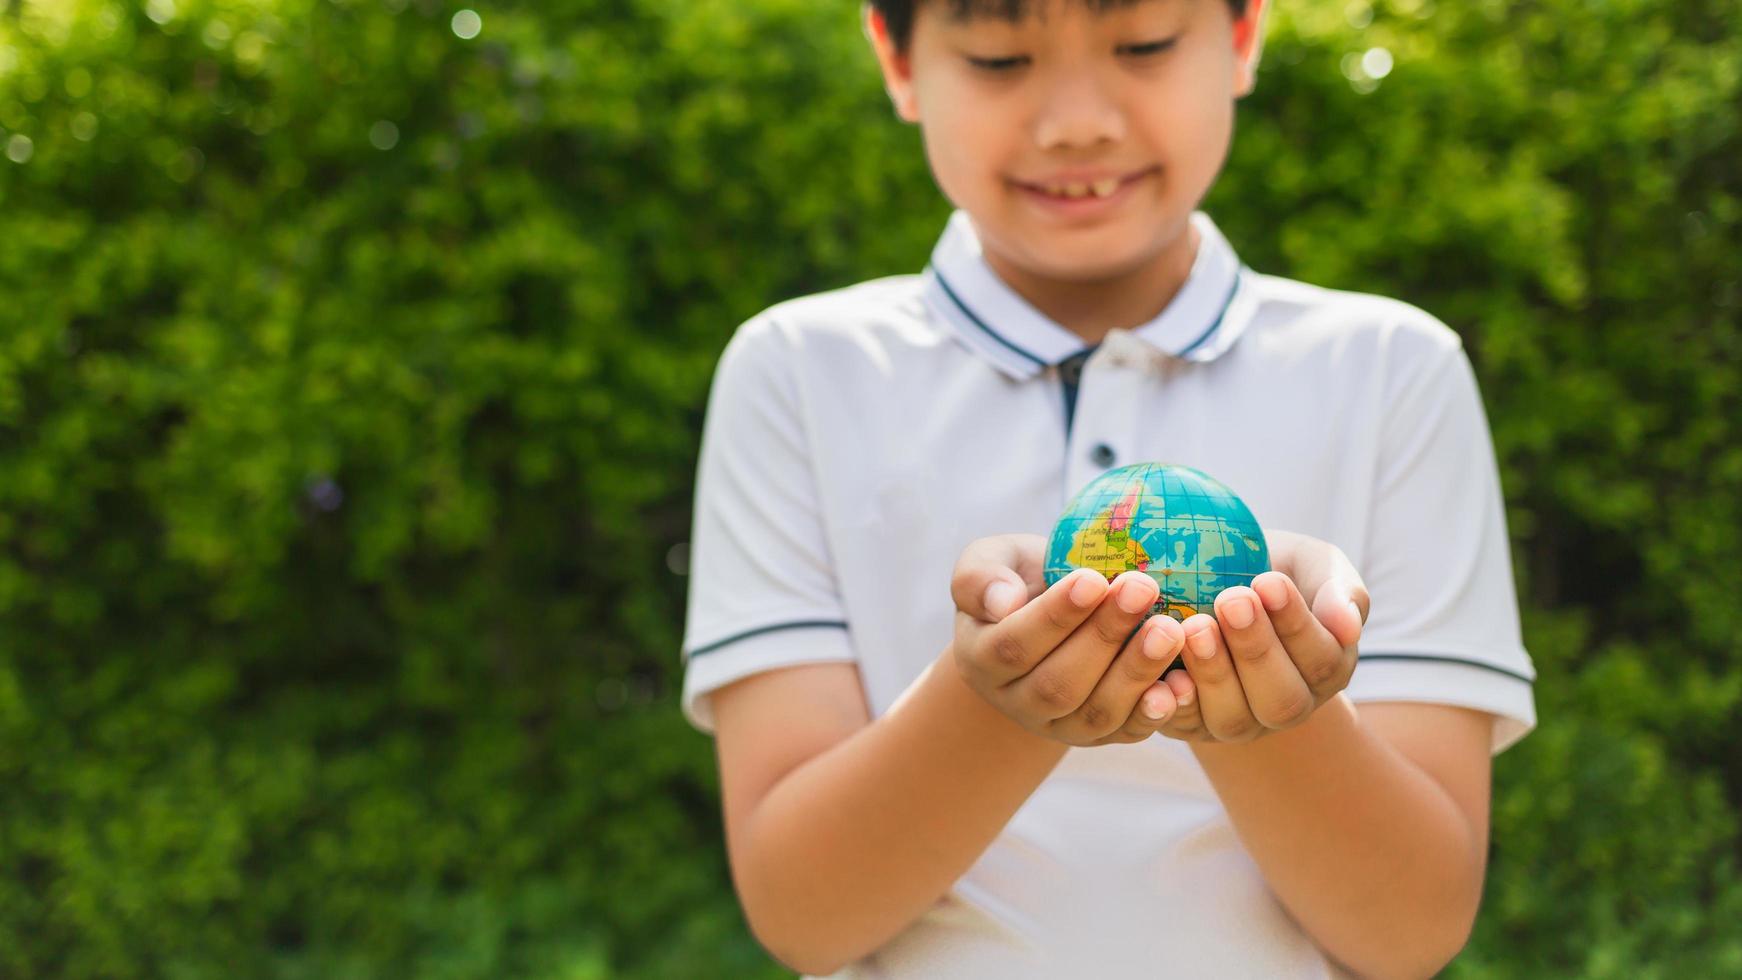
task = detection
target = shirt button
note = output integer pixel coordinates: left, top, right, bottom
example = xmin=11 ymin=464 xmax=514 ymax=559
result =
xmin=1089 ymin=443 xmax=1117 ymax=468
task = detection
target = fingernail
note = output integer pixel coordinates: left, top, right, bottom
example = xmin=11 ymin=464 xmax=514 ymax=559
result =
xmin=1256 ymin=577 xmax=1287 ymax=612
xmin=1142 ymin=696 xmax=1168 ymax=720
xmin=1141 ymin=624 xmax=1169 ymax=660
xmin=983 ymin=581 xmax=1019 ymax=618
xmin=1176 ymin=690 xmax=1195 ymax=708
xmin=1347 ymin=600 xmax=1362 ymax=626
xmin=1187 ymin=625 xmax=1217 ymax=659
xmin=1117 ymin=576 xmax=1155 ymax=614
xmin=1222 ymin=595 xmax=1254 ymax=630
xmin=1069 ymin=570 xmax=1104 ymax=608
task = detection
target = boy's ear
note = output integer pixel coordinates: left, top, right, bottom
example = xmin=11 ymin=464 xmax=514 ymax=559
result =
xmin=862 ymin=2 xmax=920 ymax=123
xmin=1232 ymin=0 xmax=1268 ymax=98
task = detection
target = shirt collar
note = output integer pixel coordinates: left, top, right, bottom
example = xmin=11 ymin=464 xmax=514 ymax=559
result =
xmin=921 ymin=209 xmax=1255 ymax=380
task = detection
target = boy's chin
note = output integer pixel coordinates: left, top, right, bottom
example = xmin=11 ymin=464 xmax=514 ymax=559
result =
xmin=1002 ymin=241 xmax=1166 ymax=285
xmin=988 ymin=210 xmax=1193 ymax=276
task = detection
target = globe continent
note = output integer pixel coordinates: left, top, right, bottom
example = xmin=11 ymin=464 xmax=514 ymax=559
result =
xmin=1044 ymin=462 xmax=1270 ymax=623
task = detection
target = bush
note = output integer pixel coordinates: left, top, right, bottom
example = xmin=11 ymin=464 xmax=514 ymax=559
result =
xmin=0 ymin=0 xmax=1735 ymax=975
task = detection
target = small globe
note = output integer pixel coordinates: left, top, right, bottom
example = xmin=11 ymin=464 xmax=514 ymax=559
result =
xmin=1044 ymin=462 xmax=1270 ymax=624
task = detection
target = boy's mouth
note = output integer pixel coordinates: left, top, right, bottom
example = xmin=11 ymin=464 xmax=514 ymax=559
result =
xmin=1017 ymin=167 xmax=1157 ymax=201
xmin=1012 ymin=167 xmax=1156 ymax=218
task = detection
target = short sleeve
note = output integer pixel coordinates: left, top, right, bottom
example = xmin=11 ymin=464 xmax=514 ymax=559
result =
xmin=1346 ymin=322 xmax=1538 ymax=754
xmin=678 ymin=313 xmax=856 ymax=734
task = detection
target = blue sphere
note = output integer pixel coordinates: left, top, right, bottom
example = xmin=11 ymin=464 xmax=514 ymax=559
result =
xmin=1044 ymin=462 xmax=1270 ymax=623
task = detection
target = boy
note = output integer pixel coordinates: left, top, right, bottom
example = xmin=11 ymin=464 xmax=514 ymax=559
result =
xmin=680 ymin=0 xmax=1537 ymax=975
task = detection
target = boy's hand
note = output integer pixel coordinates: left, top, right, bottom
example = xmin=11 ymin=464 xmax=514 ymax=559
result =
xmin=950 ymin=534 xmax=1188 ymax=746
xmin=1121 ymin=529 xmax=1371 ymax=745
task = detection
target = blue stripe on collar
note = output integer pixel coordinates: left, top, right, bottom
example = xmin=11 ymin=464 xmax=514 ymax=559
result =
xmin=1175 ymin=265 xmax=1246 ymax=359
xmin=921 ymin=209 xmax=1255 ymax=378
xmin=931 ymin=266 xmax=1048 ymax=369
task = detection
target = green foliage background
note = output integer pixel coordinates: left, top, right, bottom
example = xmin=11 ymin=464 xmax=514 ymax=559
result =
xmin=0 ymin=0 xmax=1736 ymax=975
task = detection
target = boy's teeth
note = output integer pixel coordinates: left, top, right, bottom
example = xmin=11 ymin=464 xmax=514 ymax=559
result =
xmin=1040 ymin=178 xmax=1122 ymax=199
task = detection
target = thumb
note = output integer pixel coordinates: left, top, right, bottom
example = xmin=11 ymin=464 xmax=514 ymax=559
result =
xmin=981 ymin=577 xmax=1025 ymax=622
xmin=950 ymin=534 xmax=1043 ymax=622
xmin=1310 ymin=579 xmax=1368 ymax=649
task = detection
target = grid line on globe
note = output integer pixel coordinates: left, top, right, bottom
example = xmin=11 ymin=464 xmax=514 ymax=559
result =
xmin=1043 ymin=462 xmax=1271 ymax=623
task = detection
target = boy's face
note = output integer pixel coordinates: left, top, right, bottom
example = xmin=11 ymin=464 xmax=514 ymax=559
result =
xmin=866 ymin=0 xmax=1264 ymax=286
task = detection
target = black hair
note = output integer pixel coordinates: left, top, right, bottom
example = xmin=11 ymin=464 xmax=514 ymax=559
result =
xmin=869 ymin=0 xmax=1252 ymax=57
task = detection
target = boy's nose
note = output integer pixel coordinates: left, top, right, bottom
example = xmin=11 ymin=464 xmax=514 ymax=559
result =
xmin=1033 ymin=72 xmax=1128 ymax=150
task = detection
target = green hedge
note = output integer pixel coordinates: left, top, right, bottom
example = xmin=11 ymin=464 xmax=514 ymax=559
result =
xmin=0 ymin=0 xmax=1735 ymax=975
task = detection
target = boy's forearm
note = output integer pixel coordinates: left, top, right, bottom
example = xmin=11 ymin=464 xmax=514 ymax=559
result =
xmin=736 ymin=646 xmax=1068 ymax=974
xmin=1190 ymin=695 xmax=1484 ymax=979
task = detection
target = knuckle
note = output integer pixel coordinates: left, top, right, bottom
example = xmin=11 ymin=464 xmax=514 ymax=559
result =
xmin=1075 ymin=699 xmax=1114 ymax=734
xmin=1191 ymin=649 xmax=1228 ymax=682
xmin=1298 ymin=652 xmax=1342 ymax=690
xmin=1027 ymin=671 xmax=1078 ymax=714
xmin=1270 ymin=610 xmax=1311 ymax=645
xmin=1093 ymin=611 xmax=1136 ymax=647
xmin=1213 ymin=715 xmax=1260 ymax=743
xmin=986 ymin=632 xmax=1030 ymax=673
xmin=1261 ymin=689 xmax=1315 ymax=729
xmin=1231 ymin=636 xmax=1272 ymax=664
xmin=1043 ymin=597 xmax=1080 ymax=632
xmin=1121 ymin=648 xmax=1161 ymax=684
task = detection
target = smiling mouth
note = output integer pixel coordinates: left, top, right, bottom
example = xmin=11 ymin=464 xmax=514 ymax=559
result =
xmin=1019 ymin=167 xmax=1157 ymax=200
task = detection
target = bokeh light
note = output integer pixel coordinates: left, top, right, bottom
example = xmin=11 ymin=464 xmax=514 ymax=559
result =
xmin=369 ymin=119 xmax=399 ymax=150
xmin=451 ymin=9 xmax=481 ymax=39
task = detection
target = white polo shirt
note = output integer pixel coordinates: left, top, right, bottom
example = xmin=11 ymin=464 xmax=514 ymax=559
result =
xmin=680 ymin=208 xmax=1537 ymax=979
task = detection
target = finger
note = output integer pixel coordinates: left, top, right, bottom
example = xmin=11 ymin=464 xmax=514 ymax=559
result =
xmin=1138 ymin=674 xmax=1179 ymax=724
xmin=1132 ymin=667 xmax=1198 ymax=729
xmin=1309 ymin=578 xmax=1370 ymax=650
xmin=1072 ymin=614 xmax=1185 ymax=738
xmin=949 ymin=533 xmax=1051 ymax=622
xmin=1179 ymin=613 xmax=1262 ymax=743
xmin=1253 ymin=570 xmax=1357 ymax=701
xmin=1214 ymin=584 xmax=1315 ymax=731
xmin=1163 ymin=667 xmax=1197 ymax=710
xmin=1143 ymin=669 xmax=1207 ymax=741
xmin=1105 ymin=673 xmax=1181 ymax=743
xmin=1267 ymin=529 xmax=1370 ymax=647
xmin=1020 ymin=571 xmax=1157 ymax=722
xmin=963 ymin=566 xmax=1109 ymax=686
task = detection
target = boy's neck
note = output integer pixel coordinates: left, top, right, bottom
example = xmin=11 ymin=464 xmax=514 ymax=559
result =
xmin=981 ymin=220 xmax=1201 ymax=348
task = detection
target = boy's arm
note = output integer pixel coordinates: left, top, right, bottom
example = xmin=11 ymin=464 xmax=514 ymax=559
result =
xmin=712 ymin=539 xmax=1181 ymax=975
xmin=1122 ymin=533 xmax=1494 ymax=978
xmin=1190 ymin=698 xmax=1492 ymax=980
xmin=1170 ymin=320 xmax=1529 ymax=977
xmin=712 ymin=653 xmax=1064 ymax=976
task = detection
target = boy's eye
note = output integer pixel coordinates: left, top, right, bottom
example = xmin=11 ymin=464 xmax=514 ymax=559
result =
xmin=966 ymin=55 xmax=1029 ymax=72
xmin=965 ymin=37 xmax=1178 ymax=73
xmin=1120 ymin=37 xmax=1178 ymax=58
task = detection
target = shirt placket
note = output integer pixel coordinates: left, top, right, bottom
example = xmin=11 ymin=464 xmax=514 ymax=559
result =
xmin=1062 ymin=330 xmax=1149 ymax=501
